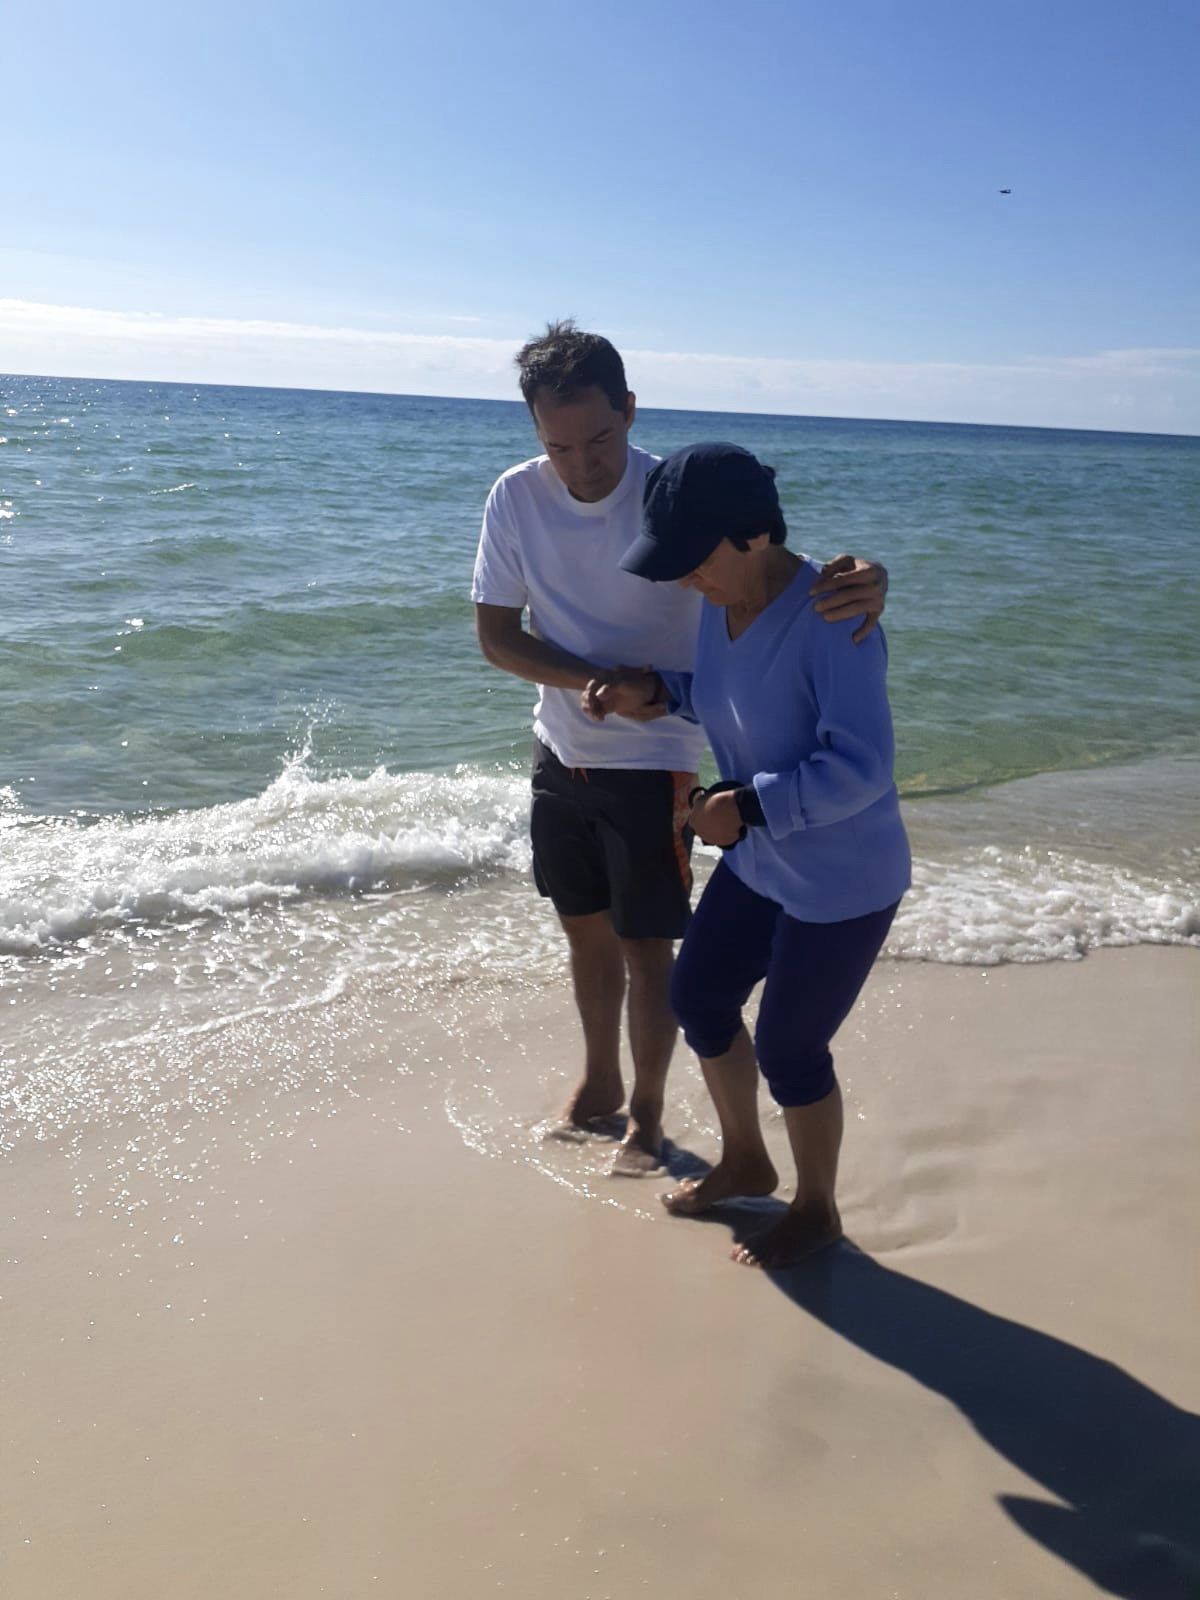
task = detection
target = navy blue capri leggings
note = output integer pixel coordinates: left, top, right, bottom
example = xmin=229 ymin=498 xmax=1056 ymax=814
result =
xmin=670 ymin=861 xmax=900 ymax=1107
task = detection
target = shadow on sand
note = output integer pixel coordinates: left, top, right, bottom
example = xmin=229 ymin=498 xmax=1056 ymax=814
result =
xmin=698 ymin=1201 xmax=1200 ymax=1599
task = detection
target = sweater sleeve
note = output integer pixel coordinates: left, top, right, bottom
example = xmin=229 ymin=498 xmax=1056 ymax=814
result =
xmin=752 ymin=621 xmax=897 ymax=836
xmin=655 ymin=669 xmax=699 ymax=724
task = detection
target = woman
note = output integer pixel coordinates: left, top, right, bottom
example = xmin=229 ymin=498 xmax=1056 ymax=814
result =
xmin=584 ymin=442 xmax=910 ymax=1268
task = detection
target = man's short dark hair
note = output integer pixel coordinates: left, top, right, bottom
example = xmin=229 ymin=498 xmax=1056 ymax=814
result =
xmin=516 ymin=319 xmax=630 ymax=414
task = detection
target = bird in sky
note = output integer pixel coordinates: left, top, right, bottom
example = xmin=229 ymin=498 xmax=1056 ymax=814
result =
xmin=999 ymin=188 xmax=1012 ymax=194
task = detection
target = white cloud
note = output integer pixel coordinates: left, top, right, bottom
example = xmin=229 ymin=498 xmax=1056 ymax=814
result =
xmin=0 ymin=298 xmax=518 ymax=395
xmin=2 ymin=298 xmax=1197 ymax=434
xmin=623 ymin=344 xmax=1200 ymax=432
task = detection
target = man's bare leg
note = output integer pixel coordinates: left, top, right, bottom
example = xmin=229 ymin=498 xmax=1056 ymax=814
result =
xmin=558 ymin=911 xmax=626 ymax=1127
xmin=732 ymin=1083 xmax=844 ymax=1267
xmin=611 ymin=936 xmax=677 ymax=1173
xmin=662 ymin=1025 xmax=778 ymax=1211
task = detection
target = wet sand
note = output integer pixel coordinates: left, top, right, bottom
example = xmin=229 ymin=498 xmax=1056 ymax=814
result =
xmin=4 ymin=947 xmax=1199 ymax=1598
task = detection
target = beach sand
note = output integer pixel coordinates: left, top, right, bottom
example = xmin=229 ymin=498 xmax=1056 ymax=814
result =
xmin=5 ymin=946 xmax=1199 ymax=1599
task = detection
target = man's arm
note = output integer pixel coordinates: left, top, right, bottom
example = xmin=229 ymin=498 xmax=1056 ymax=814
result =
xmin=809 ymin=555 xmax=889 ymax=644
xmin=474 ymin=603 xmax=599 ymax=690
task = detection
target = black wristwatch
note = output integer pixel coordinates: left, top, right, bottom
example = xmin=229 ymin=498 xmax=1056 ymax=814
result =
xmin=733 ymin=784 xmax=766 ymax=828
xmin=688 ymin=780 xmax=765 ymax=850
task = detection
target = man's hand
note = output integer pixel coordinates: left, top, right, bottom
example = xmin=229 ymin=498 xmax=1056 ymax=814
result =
xmin=809 ymin=554 xmax=889 ymax=644
xmin=688 ymin=789 xmax=744 ymax=848
xmin=582 ymin=667 xmax=666 ymax=722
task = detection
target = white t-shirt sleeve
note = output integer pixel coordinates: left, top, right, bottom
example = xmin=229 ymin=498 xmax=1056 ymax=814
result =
xmin=471 ymin=479 xmax=527 ymax=608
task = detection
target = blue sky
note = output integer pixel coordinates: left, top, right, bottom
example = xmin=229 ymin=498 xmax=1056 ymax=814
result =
xmin=4 ymin=0 xmax=1198 ymax=430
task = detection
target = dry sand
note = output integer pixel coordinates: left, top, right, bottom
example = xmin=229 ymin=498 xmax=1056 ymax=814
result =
xmin=4 ymin=947 xmax=1199 ymax=1599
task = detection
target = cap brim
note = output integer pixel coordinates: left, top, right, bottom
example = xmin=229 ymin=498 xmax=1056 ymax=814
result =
xmin=618 ymin=534 xmax=691 ymax=582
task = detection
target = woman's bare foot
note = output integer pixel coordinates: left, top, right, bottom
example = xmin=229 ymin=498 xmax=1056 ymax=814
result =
xmin=731 ymin=1202 xmax=842 ymax=1267
xmin=661 ymin=1156 xmax=778 ymax=1215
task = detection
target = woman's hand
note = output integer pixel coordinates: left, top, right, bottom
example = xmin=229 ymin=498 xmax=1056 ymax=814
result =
xmin=582 ymin=667 xmax=665 ymax=722
xmin=810 ymin=554 xmax=889 ymax=643
xmin=688 ymin=788 xmax=745 ymax=848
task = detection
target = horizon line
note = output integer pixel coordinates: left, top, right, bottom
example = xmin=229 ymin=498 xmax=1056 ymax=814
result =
xmin=4 ymin=368 xmax=1198 ymax=443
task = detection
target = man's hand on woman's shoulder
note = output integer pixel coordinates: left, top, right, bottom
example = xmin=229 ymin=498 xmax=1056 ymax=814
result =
xmin=809 ymin=554 xmax=889 ymax=643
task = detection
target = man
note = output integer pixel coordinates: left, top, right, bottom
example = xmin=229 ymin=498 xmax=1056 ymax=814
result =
xmin=472 ymin=321 xmax=886 ymax=1175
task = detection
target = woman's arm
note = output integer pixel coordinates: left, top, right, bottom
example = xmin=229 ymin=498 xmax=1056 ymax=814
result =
xmin=751 ymin=622 xmax=897 ymax=837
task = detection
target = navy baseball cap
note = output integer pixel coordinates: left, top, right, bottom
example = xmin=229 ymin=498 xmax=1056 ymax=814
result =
xmin=619 ymin=442 xmax=786 ymax=582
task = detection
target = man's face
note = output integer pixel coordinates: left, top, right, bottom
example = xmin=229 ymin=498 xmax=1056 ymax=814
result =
xmin=531 ymin=386 xmax=636 ymax=503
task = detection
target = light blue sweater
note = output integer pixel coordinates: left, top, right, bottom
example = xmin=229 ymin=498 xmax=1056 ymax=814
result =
xmin=659 ymin=558 xmax=911 ymax=923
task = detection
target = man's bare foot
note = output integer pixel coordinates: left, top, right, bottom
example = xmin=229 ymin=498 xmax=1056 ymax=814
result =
xmin=543 ymin=1119 xmax=590 ymax=1143
xmin=661 ymin=1156 xmax=778 ymax=1215
xmin=731 ymin=1203 xmax=842 ymax=1267
xmin=611 ymin=1143 xmax=666 ymax=1176
xmin=611 ymin=1124 xmax=665 ymax=1177
xmin=543 ymin=1111 xmax=626 ymax=1144
xmin=561 ymin=1078 xmax=624 ymax=1130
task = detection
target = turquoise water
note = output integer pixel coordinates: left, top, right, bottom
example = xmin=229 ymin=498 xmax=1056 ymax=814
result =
xmin=6 ymin=377 xmax=1199 ymax=818
xmin=2 ymin=374 xmax=1198 ymax=1008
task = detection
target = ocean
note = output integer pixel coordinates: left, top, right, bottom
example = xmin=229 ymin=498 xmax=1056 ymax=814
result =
xmin=3 ymin=374 xmax=1199 ymax=1176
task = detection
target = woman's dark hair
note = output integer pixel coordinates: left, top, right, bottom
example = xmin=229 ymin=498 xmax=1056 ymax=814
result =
xmin=516 ymin=319 xmax=630 ymax=414
xmin=729 ymin=464 xmax=787 ymax=550
xmin=727 ymin=513 xmax=788 ymax=551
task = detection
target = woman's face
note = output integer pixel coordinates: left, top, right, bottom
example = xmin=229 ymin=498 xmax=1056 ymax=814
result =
xmin=677 ymin=534 xmax=766 ymax=605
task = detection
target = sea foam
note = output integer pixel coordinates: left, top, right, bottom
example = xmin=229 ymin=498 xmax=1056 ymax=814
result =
xmin=891 ymin=849 xmax=1198 ymax=964
xmin=1 ymin=758 xmax=531 ymax=955
xmin=3 ymin=755 xmax=1197 ymax=968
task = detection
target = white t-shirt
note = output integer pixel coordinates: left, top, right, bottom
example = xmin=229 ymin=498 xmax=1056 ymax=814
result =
xmin=472 ymin=444 xmax=706 ymax=770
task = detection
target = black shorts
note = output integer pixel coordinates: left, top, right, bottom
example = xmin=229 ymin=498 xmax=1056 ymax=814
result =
xmin=529 ymin=739 xmax=696 ymax=940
